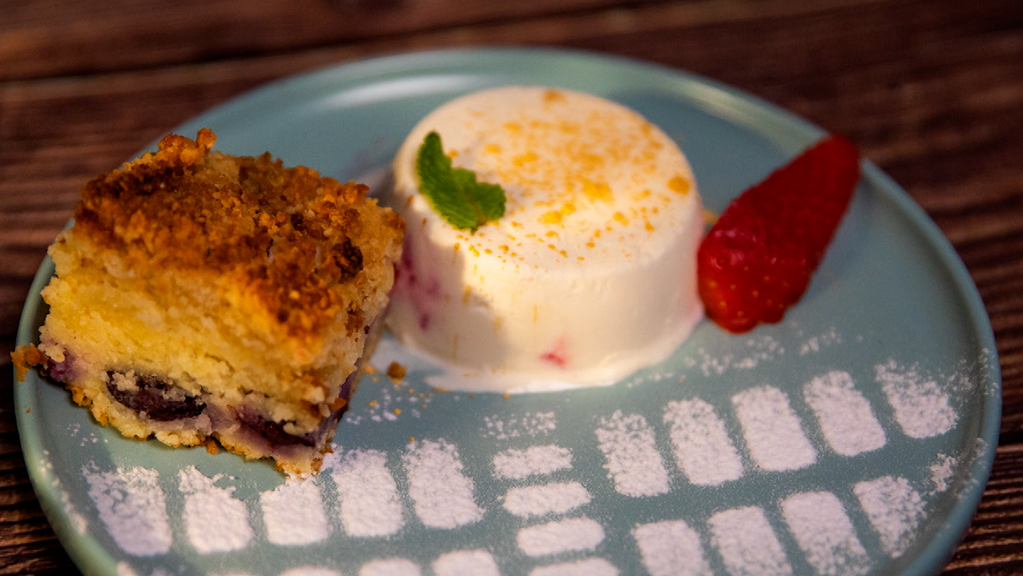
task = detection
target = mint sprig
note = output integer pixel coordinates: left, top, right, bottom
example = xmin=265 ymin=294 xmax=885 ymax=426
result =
xmin=416 ymin=131 xmax=506 ymax=233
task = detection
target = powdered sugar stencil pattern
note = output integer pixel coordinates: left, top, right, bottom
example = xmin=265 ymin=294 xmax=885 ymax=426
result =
xmin=29 ymin=325 xmax=999 ymax=576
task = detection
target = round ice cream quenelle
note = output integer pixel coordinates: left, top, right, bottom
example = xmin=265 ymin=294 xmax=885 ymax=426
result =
xmin=388 ymin=86 xmax=704 ymax=392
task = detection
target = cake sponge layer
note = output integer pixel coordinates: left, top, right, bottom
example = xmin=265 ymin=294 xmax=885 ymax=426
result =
xmin=14 ymin=129 xmax=404 ymax=474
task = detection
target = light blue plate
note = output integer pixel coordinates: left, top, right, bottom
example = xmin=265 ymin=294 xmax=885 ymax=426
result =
xmin=15 ymin=48 xmax=1001 ymax=576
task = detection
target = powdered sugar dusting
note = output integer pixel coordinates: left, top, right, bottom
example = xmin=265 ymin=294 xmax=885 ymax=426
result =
xmin=280 ymin=569 xmax=342 ymax=576
xmin=179 ymin=466 xmax=253 ymax=553
xmin=260 ymin=478 xmax=330 ymax=545
xmin=633 ymin=520 xmax=711 ymax=576
xmin=663 ymin=398 xmax=744 ymax=486
xmin=39 ymin=453 xmax=87 ymax=535
xmin=854 ymin=476 xmax=926 ymax=557
xmin=781 ymin=491 xmax=870 ymax=576
xmin=940 ymin=438 xmax=991 ymax=501
xmin=57 ymin=319 xmax=991 ymax=576
xmin=733 ymin=386 xmax=817 ymax=471
xmin=798 ymin=327 xmax=843 ymax=356
xmin=403 ymin=439 xmax=484 ymax=529
xmin=331 ymin=448 xmax=404 ymax=537
xmin=83 ymin=465 xmax=172 ymax=556
xmin=349 ymin=374 xmax=431 ymax=425
xmin=502 ymin=481 xmax=591 ymax=518
xmin=60 ymin=481 xmax=88 ymax=535
xmin=928 ymin=454 xmax=957 ymax=494
xmin=939 ymin=348 xmax=999 ymax=398
xmin=530 ymin=558 xmax=619 ymax=576
xmin=493 ymin=445 xmax=572 ymax=480
xmin=875 ymin=359 xmax=957 ymax=438
xmin=517 ymin=517 xmax=606 ymax=556
xmin=708 ymin=506 xmax=793 ymax=576
xmin=359 ymin=558 xmax=421 ymax=576
xmin=432 ymin=550 xmax=500 ymax=576
xmin=803 ymin=371 xmax=886 ymax=456
xmin=595 ymin=411 xmax=670 ymax=497
xmin=483 ymin=411 xmax=556 ymax=439
xmin=684 ymin=334 xmax=784 ymax=376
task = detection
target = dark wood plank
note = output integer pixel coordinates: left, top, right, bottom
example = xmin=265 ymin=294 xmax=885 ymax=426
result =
xmin=944 ymin=446 xmax=1023 ymax=573
xmin=0 ymin=0 xmax=651 ymax=81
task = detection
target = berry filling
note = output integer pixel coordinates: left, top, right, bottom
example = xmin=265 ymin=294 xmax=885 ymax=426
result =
xmin=105 ymin=371 xmax=206 ymax=421
xmin=30 ymin=349 xmax=78 ymax=384
xmin=232 ymin=368 xmax=358 ymax=448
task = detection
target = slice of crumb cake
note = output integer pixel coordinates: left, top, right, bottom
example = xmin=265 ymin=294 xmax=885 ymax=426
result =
xmin=12 ymin=128 xmax=404 ymax=475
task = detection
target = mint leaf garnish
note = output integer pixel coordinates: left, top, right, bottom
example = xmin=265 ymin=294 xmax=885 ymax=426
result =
xmin=416 ymin=131 xmax=506 ymax=233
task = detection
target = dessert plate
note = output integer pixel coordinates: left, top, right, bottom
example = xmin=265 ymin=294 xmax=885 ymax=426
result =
xmin=15 ymin=48 xmax=1001 ymax=576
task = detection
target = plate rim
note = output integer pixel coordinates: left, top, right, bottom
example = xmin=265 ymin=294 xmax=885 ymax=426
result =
xmin=13 ymin=46 xmax=1002 ymax=576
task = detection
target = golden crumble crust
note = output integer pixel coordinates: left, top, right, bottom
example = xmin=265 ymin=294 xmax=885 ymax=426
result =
xmin=73 ymin=128 xmax=404 ymax=338
xmin=11 ymin=345 xmax=46 ymax=382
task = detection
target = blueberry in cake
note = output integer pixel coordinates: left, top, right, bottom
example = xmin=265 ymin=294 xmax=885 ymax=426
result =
xmin=12 ymin=129 xmax=404 ymax=475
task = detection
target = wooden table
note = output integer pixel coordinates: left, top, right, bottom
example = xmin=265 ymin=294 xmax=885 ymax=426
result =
xmin=2 ymin=1 xmax=1021 ymax=574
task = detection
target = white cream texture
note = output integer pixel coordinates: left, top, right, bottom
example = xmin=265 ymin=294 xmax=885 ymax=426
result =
xmin=388 ymin=86 xmax=703 ymax=392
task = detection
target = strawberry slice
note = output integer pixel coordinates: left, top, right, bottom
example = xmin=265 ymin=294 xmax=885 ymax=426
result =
xmin=698 ymin=135 xmax=861 ymax=333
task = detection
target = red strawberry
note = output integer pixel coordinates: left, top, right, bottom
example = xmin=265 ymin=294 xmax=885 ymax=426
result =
xmin=698 ymin=135 xmax=861 ymax=333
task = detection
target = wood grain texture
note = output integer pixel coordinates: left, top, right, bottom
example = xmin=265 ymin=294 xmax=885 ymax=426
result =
xmin=0 ymin=0 xmax=655 ymax=81
xmin=1 ymin=0 xmax=1021 ymax=574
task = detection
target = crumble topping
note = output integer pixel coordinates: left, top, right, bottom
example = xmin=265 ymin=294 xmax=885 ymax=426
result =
xmin=72 ymin=128 xmax=404 ymax=338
